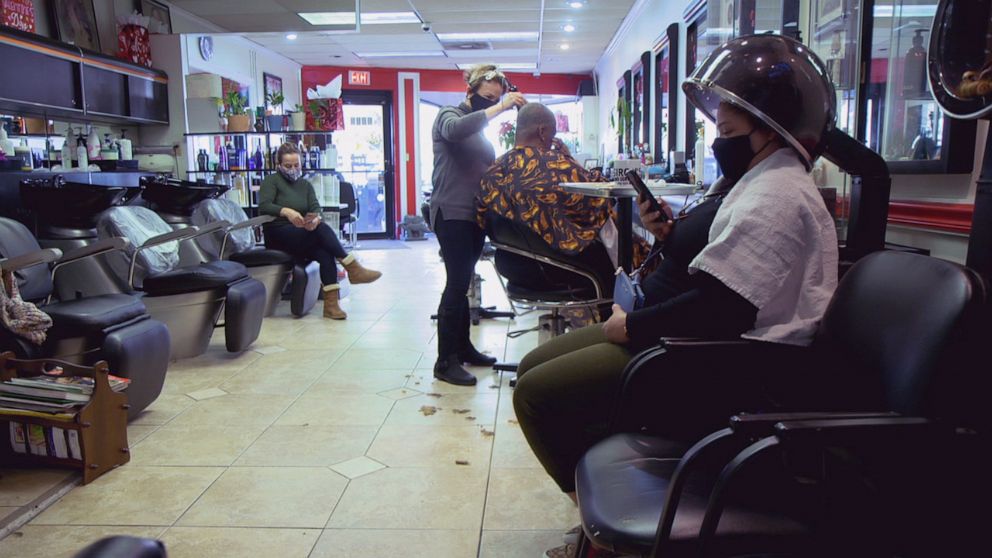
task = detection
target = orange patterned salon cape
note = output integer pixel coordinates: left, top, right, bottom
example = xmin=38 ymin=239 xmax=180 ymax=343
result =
xmin=477 ymin=146 xmax=612 ymax=255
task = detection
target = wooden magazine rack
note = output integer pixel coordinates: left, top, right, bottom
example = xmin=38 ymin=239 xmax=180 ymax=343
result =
xmin=0 ymin=352 xmax=130 ymax=484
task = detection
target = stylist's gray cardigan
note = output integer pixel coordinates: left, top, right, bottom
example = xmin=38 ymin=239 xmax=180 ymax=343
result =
xmin=429 ymin=101 xmax=496 ymax=226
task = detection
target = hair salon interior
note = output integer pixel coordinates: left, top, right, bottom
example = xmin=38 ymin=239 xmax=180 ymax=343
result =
xmin=0 ymin=0 xmax=990 ymax=556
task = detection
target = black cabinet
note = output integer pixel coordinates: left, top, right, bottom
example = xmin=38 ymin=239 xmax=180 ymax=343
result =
xmin=0 ymin=27 xmax=168 ymax=126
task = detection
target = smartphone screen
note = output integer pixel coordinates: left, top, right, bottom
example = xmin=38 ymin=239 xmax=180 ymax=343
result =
xmin=626 ymin=170 xmax=663 ymax=216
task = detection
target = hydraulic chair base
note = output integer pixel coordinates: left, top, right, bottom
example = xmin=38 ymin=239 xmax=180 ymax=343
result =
xmin=244 ymin=263 xmax=293 ymax=317
xmin=141 ymin=288 xmax=226 ymax=361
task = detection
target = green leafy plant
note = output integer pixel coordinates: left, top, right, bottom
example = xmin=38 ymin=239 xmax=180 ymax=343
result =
xmin=266 ymin=91 xmax=285 ymax=111
xmin=291 ymin=103 xmax=305 ymax=113
xmin=223 ymin=90 xmax=249 ymax=116
xmin=610 ymin=97 xmax=632 ymax=141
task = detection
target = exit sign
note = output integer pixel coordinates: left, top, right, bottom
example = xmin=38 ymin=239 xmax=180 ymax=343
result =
xmin=349 ymin=71 xmax=371 ymax=86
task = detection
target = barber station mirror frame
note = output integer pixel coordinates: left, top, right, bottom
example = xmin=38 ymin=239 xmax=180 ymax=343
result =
xmin=684 ymin=0 xmax=706 ymax=163
xmin=854 ymin=0 xmax=976 ymax=175
xmin=654 ymin=23 xmax=680 ymax=165
xmin=631 ymin=52 xmax=652 ymax=155
xmin=617 ymin=70 xmax=632 ymax=155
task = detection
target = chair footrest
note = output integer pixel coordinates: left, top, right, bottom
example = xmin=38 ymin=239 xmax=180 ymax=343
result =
xmin=493 ymin=362 xmax=519 ymax=372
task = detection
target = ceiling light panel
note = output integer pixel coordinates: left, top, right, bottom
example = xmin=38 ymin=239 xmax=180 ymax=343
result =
xmin=298 ymin=11 xmax=420 ymax=25
xmin=436 ymin=32 xmax=539 ymax=42
xmin=356 ymin=51 xmax=447 ymax=57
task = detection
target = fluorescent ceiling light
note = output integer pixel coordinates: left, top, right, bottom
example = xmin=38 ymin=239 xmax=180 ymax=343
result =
xmin=560 ymin=43 xmax=571 ymax=50
xmin=562 ymin=23 xmax=576 ymax=32
xmin=362 ymin=12 xmax=421 ymax=24
xmin=299 ymin=11 xmax=421 ymax=25
xmin=286 ymin=33 xmax=298 ymax=40
xmin=437 ymin=32 xmax=540 ymax=42
xmin=567 ymin=0 xmax=586 ymax=8
xmin=456 ymin=62 xmax=537 ymax=71
xmin=356 ymin=51 xmax=446 ymax=58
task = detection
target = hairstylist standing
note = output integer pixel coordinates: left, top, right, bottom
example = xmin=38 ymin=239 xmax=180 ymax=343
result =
xmin=430 ymin=64 xmax=527 ymax=386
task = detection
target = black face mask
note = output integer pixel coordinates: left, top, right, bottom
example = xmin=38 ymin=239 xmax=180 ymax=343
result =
xmin=711 ymin=131 xmax=759 ymax=183
xmin=470 ymin=93 xmax=499 ymax=112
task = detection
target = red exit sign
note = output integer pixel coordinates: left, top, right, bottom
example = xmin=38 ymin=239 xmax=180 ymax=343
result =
xmin=348 ymin=70 xmax=371 ymax=86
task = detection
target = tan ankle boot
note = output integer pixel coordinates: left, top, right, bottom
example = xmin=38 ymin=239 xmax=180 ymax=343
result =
xmin=340 ymin=253 xmax=382 ymax=284
xmin=322 ymin=285 xmax=347 ymax=320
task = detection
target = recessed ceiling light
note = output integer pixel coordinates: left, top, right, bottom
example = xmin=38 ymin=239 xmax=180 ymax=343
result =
xmin=562 ymin=23 xmax=576 ymax=32
xmin=356 ymin=51 xmax=446 ymax=58
xmin=567 ymin=0 xmax=586 ymax=8
xmin=286 ymin=33 xmax=298 ymax=40
xmin=560 ymin=43 xmax=571 ymax=50
xmin=436 ymin=32 xmax=540 ymax=42
xmin=456 ymin=62 xmax=537 ymax=71
xmin=299 ymin=11 xmax=422 ymax=25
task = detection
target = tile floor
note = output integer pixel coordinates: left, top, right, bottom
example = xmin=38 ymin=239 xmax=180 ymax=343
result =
xmin=0 ymin=239 xmax=576 ymax=557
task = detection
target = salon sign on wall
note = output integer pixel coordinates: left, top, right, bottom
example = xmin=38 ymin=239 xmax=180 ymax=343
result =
xmin=1 ymin=0 xmax=35 ymax=33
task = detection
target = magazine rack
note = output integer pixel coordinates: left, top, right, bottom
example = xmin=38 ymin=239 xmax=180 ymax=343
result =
xmin=0 ymin=352 xmax=130 ymax=484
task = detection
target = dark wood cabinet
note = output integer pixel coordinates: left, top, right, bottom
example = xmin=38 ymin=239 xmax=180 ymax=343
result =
xmin=0 ymin=40 xmax=83 ymax=118
xmin=127 ymin=76 xmax=169 ymax=123
xmin=83 ymin=65 xmax=128 ymax=118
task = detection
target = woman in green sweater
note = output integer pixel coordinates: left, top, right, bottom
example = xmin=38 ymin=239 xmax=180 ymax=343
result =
xmin=259 ymin=143 xmax=381 ymax=319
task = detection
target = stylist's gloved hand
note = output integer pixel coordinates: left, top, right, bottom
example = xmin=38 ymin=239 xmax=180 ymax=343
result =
xmin=281 ymin=207 xmax=306 ymax=228
xmin=603 ymin=304 xmax=630 ymax=344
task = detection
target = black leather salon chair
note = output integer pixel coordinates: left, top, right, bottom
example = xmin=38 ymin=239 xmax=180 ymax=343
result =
xmin=191 ymin=197 xmax=321 ymax=317
xmin=484 ymin=214 xmax=614 ymax=342
xmin=0 ymin=218 xmax=170 ymax=418
xmin=73 ymin=536 xmax=165 ymax=558
xmin=573 ymin=251 xmax=988 ymax=557
xmin=95 ymin=206 xmax=265 ymax=360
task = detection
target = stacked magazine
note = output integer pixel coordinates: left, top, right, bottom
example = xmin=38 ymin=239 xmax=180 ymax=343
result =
xmin=0 ymin=369 xmax=130 ymax=419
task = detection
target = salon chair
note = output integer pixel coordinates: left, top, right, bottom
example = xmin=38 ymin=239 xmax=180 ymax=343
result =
xmin=573 ymin=250 xmax=987 ymax=557
xmin=0 ymin=218 xmax=170 ymax=418
xmin=191 ymin=197 xmax=321 ymax=317
xmin=95 ymin=206 xmax=265 ymax=360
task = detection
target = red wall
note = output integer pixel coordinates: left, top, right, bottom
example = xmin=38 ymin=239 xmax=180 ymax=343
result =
xmin=302 ymin=66 xmax=591 ymax=236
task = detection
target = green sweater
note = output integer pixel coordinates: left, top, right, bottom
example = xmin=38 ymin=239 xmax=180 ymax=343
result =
xmin=258 ymin=173 xmax=321 ymax=226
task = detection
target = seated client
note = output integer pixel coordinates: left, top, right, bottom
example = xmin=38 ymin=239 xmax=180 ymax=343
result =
xmin=477 ymin=103 xmax=617 ymax=294
xmin=259 ymin=142 xmax=381 ymax=320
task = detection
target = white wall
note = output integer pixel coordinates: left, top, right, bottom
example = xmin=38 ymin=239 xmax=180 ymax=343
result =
xmin=593 ymin=0 xmax=978 ymax=262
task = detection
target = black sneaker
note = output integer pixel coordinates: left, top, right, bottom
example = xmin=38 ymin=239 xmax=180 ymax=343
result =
xmin=433 ymin=356 xmax=478 ymax=386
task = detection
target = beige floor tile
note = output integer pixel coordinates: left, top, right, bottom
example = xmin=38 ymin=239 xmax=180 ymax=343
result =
xmin=129 ymin=425 xmax=266 ymax=466
xmin=218 ymin=363 xmax=325 ymax=397
xmin=405 ymin=369 xmax=503 ymax=394
xmin=385 ymin=393 xmax=499 ymax=427
xmin=167 ymin=349 xmax=261 ymax=374
xmin=234 ymin=425 xmax=377 ymax=467
xmin=308 ymin=368 xmax=412 ymax=395
xmin=275 ymin=393 xmax=394 ymax=426
xmin=252 ymin=345 xmax=287 ymax=355
xmin=0 ymin=506 xmax=19 ymax=523
xmin=167 ymin=394 xmax=295 ymax=428
xmin=277 ymin=326 xmax=364 ymax=351
xmin=127 ymin=392 xmax=196 ymax=426
xmin=0 ymin=468 xmax=75 ymax=507
xmin=491 ymin=422 xmax=544 ymax=469
xmin=177 ymin=467 xmax=347 ymax=528
xmin=0 ymin=526 xmax=164 ymax=558
xmin=310 ymin=529 xmax=479 ymax=558
xmin=31 ymin=466 xmax=223 ymax=526
xmin=479 ymin=530 xmax=568 ymax=558
xmin=334 ymin=347 xmax=423 ymax=370
xmin=377 ymin=387 xmax=422 ymax=400
xmin=160 ymin=368 xmax=239 ymax=396
xmin=329 ymin=456 xmax=386 ymax=479
xmin=126 ymin=425 xmax=159 ymax=446
xmin=241 ymin=348 xmax=343 ymax=374
xmin=349 ymin=333 xmax=434 ymax=351
xmin=483 ymin=469 xmax=579 ymax=531
xmin=159 ymin=527 xmax=320 ymax=558
xmin=185 ymin=387 xmax=228 ymax=401
xmin=367 ymin=424 xmax=494 ymax=468
xmin=326 ymin=467 xmax=487 ymax=530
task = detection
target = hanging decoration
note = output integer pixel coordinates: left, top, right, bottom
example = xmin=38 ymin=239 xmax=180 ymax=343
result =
xmin=116 ymin=11 xmax=152 ymax=67
xmin=2 ymin=0 xmax=36 ymax=33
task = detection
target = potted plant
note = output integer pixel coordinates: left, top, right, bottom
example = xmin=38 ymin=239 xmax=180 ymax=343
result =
xmin=266 ymin=91 xmax=286 ymax=132
xmin=289 ymin=103 xmax=306 ymax=131
xmin=224 ymin=91 xmax=251 ymax=132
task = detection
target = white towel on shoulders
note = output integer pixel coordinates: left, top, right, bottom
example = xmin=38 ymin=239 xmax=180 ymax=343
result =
xmin=689 ymin=148 xmax=838 ymax=346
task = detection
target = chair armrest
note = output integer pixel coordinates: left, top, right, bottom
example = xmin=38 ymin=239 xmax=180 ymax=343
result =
xmin=185 ymin=220 xmax=230 ymax=239
xmin=729 ymin=411 xmax=900 ymax=438
xmin=56 ymin=237 xmax=130 ymax=266
xmin=219 ymin=216 xmax=271 ymax=257
xmin=0 ymin=248 xmax=63 ymax=272
xmin=141 ymin=227 xmax=200 ymax=250
xmin=773 ymin=416 xmax=940 ymax=446
xmin=227 ymin=215 xmax=274 ymax=233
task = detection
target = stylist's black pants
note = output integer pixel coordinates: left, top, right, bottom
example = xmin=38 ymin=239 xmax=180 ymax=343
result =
xmin=434 ymin=213 xmax=485 ymax=360
xmin=265 ymin=223 xmax=348 ymax=285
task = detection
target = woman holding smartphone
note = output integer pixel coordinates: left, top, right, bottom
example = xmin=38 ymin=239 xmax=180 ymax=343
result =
xmin=259 ymin=142 xmax=381 ymax=320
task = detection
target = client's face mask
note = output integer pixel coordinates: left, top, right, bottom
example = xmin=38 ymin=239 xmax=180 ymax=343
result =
xmin=470 ymin=93 xmax=499 ymax=112
xmin=711 ymin=130 xmax=765 ymax=183
xmin=279 ymin=165 xmax=302 ymax=183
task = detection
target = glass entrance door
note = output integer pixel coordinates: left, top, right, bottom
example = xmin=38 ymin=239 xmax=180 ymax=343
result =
xmin=338 ymin=91 xmax=394 ymax=238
